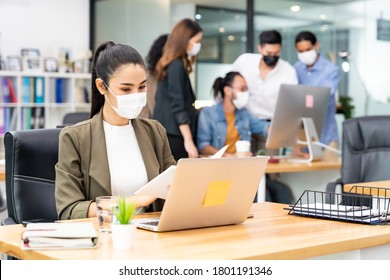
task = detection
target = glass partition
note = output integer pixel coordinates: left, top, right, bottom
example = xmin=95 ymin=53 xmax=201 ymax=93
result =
xmin=195 ymin=0 xmax=390 ymax=118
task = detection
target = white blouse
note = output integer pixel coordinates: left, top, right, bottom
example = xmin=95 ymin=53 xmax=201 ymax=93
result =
xmin=103 ymin=120 xmax=148 ymax=197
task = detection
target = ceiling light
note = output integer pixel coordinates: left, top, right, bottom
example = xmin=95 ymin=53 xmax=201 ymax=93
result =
xmin=195 ymin=14 xmax=202 ymax=20
xmin=219 ymin=27 xmax=225 ymax=33
xmin=290 ymin=5 xmax=300 ymax=12
xmin=320 ymin=24 xmax=329 ymax=32
xmin=341 ymin=61 xmax=350 ymax=73
xmin=227 ymin=35 xmax=235 ymax=41
xmin=320 ymin=14 xmax=327 ymax=20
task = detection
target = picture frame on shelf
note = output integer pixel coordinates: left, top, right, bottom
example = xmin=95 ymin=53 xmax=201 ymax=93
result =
xmin=23 ymin=56 xmax=43 ymax=72
xmin=21 ymin=48 xmax=40 ymax=57
xmin=72 ymin=60 xmax=81 ymax=73
xmin=44 ymin=58 xmax=58 ymax=72
xmin=7 ymin=56 xmax=22 ymax=71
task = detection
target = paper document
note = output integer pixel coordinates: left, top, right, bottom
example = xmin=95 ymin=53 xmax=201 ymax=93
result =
xmin=135 ymin=145 xmax=229 ymax=199
xmin=210 ymin=145 xmax=229 ymax=158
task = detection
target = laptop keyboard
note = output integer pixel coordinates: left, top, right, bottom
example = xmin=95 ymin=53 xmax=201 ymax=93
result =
xmin=134 ymin=218 xmax=160 ymax=226
xmin=142 ymin=221 xmax=159 ymax=226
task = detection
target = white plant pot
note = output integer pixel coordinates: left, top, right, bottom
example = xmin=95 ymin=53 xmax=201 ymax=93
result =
xmin=111 ymin=223 xmax=135 ymax=250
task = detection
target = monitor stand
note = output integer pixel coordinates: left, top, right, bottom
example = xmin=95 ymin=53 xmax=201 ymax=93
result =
xmin=288 ymin=117 xmax=323 ymax=164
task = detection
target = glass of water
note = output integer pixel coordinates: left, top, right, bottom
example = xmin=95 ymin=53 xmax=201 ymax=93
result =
xmin=96 ymin=196 xmax=118 ymax=233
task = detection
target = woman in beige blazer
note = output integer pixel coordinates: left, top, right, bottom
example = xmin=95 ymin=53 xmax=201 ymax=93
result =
xmin=55 ymin=42 xmax=176 ymax=220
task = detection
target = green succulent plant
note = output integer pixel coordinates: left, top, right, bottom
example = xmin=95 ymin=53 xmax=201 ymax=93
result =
xmin=113 ymin=195 xmax=138 ymax=225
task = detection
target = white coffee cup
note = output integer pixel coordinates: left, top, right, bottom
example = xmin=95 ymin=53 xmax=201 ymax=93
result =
xmin=235 ymin=140 xmax=251 ymax=157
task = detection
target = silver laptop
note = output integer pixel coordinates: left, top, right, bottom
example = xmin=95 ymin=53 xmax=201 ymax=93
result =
xmin=133 ymin=156 xmax=269 ymax=232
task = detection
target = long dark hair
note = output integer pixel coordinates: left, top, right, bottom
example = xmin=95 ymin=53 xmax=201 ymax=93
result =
xmin=146 ymin=33 xmax=169 ymax=75
xmin=155 ymin=18 xmax=202 ymax=80
xmin=212 ymin=71 xmax=243 ymax=99
xmin=90 ymin=41 xmax=145 ymax=117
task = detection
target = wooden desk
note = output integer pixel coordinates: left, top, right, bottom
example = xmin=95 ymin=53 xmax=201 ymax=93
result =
xmin=344 ymin=180 xmax=390 ymax=196
xmin=260 ymin=157 xmax=341 ymax=202
xmin=344 ymin=180 xmax=390 ymax=190
xmin=1 ymin=202 xmax=390 ymax=260
xmin=265 ymin=158 xmax=341 ymax=174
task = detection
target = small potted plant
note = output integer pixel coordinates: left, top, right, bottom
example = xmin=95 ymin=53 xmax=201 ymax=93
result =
xmin=111 ymin=195 xmax=138 ymax=250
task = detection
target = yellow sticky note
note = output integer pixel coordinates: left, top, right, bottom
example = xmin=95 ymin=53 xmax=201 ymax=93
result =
xmin=203 ymin=181 xmax=231 ymax=207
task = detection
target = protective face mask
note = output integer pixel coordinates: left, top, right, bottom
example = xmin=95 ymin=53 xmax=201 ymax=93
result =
xmin=232 ymin=91 xmax=249 ymax=110
xmin=104 ymin=83 xmax=146 ymax=119
xmin=297 ymin=49 xmax=317 ymax=66
xmin=262 ymin=55 xmax=279 ymax=67
xmin=187 ymin=42 xmax=201 ymax=57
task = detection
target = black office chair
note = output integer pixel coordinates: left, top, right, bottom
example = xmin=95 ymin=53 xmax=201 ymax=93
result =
xmin=326 ymin=115 xmax=390 ymax=203
xmin=2 ymin=128 xmax=61 ymax=225
xmin=62 ymin=112 xmax=89 ymax=125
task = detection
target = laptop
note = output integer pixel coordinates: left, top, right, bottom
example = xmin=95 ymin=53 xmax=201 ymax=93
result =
xmin=133 ymin=156 xmax=269 ymax=232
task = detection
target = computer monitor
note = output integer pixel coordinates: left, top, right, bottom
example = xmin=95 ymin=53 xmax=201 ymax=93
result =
xmin=265 ymin=84 xmax=331 ymax=162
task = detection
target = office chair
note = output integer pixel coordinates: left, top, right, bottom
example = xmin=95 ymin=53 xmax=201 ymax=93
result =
xmin=62 ymin=112 xmax=89 ymax=125
xmin=2 ymin=128 xmax=61 ymax=225
xmin=326 ymin=115 xmax=390 ymax=203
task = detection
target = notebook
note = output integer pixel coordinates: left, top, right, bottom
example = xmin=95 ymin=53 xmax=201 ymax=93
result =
xmin=133 ymin=156 xmax=269 ymax=232
xmin=21 ymin=222 xmax=98 ymax=250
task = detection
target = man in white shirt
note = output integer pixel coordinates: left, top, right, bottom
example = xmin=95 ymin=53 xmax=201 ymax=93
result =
xmin=231 ymin=30 xmax=297 ymax=203
xmin=232 ymin=30 xmax=298 ymax=121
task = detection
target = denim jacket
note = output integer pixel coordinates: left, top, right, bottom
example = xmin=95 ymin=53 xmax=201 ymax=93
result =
xmin=197 ymin=102 xmax=268 ymax=152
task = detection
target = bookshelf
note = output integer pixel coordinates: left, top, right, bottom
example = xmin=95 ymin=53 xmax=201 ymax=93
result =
xmin=0 ymin=71 xmax=91 ymax=133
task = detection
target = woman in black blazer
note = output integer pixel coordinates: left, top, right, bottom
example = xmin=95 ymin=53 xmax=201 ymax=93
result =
xmin=153 ymin=18 xmax=203 ymax=161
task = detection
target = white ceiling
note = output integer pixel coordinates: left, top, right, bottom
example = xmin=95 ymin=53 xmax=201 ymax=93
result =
xmin=171 ymin=0 xmax=368 ymax=11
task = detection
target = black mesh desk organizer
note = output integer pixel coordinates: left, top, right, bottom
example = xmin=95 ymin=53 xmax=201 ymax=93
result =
xmin=288 ymin=186 xmax=390 ymax=225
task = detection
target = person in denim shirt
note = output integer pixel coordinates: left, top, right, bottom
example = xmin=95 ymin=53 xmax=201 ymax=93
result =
xmin=197 ymin=72 xmax=269 ymax=157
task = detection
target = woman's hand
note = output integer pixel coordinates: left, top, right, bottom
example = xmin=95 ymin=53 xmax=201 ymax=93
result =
xmin=184 ymin=139 xmax=199 ymax=158
xmin=127 ymin=195 xmax=157 ymax=208
xmin=179 ymin=124 xmax=198 ymax=158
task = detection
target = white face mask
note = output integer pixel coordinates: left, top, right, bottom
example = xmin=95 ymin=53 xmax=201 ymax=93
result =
xmin=104 ymin=83 xmax=146 ymax=119
xmin=187 ymin=42 xmax=201 ymax=57
xmin=297 ymin=49 xmax=317 ymax=66
xmin=232 ymin=91 xmax=249 ymax=110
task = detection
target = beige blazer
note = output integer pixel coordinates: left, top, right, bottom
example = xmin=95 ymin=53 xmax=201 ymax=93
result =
xmin=55 ymin=109 xmax=176 ymax=220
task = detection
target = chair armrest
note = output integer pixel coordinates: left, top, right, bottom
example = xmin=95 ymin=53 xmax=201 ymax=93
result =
xmin=1 ymin=217 xmax=17 ymax=226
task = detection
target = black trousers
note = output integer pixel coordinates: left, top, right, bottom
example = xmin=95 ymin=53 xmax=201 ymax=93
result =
xmin=167 ymin=134 xmax=188 ymax=161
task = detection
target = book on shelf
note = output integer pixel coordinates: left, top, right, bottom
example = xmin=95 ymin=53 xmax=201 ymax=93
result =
xmin=75 ymin=85 xmax=91 ymax=104
xmin=30 ymin=77 xmax=35 ymax=103
xmin=0 ymin=108 xmax=4 ymax=134
xmin=7 ymin=78 xmax=17 ymax=103
xmin=21 ymin=222 xmax=98 ymax=250
xmin=31 ymin=107 xmax=45 ymax=129
xmin=22 ymin=107 xmax=32 ymax=130
xmin=34 ymin=77 xmax=44 ymax=103
xmin=4 ymin=107 xmax=17 ymax=132
xmin=1 ymin=77 xmax=11 ymax=103
xmin=55 ymin=78 xmax=64 ymax=103
xmin=22 ymin=77 xmax=32 ymax=103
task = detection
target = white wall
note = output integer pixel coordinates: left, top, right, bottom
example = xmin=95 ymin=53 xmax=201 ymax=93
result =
xmin=171 ymin=3 xmax=196 ymax=27
xmin=0 ymin=0 xmax=89 ymax=60
xmin=196 ymin=63 xmax=232 ymax=100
